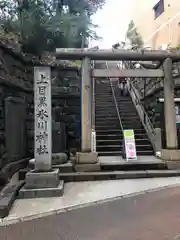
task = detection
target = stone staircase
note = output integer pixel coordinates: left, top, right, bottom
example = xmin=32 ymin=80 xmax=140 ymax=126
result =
xmin=95 ymin=79 xmax=154 ymax=157
xmin=95 ymin=80 xmax=123 ymax=156
xmin=114 ymin=84 xmax=154 ymax=156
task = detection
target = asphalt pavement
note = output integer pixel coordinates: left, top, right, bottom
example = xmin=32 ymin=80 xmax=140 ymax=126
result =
xmin=1 ymin=185 xmax=180 ymax=240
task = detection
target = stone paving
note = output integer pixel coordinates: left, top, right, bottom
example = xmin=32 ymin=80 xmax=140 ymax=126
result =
xmin=1 ymin=177 xmax=180 ymax=226
xmin=1 ymin=182 xmax=180 ymax=239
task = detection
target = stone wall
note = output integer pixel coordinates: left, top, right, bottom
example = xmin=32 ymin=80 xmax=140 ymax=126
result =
xmin=0 ymin=43 xmax=80 ymax=169
xmin=132 ymin=62 xmax=180 ymax=128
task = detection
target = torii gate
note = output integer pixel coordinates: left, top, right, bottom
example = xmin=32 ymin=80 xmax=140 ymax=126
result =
xmin=56 ymin=48 xmax=180 ymax=164
xmin=20 ymin=48 xmax=180 ymax=199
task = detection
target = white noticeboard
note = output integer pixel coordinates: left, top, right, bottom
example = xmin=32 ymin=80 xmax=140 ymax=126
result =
xmin=175 ymin=106 xmax=180 ymax=124
xmin=123 ymin=129 xmax=137 ymax=161
xmin=91 ymin=130 xmax=96 ymax=152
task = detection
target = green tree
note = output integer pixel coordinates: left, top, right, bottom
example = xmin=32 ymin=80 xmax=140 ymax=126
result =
xmin=0 ymin=0 xmax=105 ymax=56
xmin=126 ymin=20 xmax=143 ymax=48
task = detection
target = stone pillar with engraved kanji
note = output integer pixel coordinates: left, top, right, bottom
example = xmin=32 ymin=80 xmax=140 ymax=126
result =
xmin=34 ymin=67 xmax=52 ymax=171
xmin=19 ymin=66 xmax=64 ymax=199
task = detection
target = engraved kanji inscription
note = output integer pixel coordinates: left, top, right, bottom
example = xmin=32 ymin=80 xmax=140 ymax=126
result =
xmin=36 ymin=144 xmax=49 ymax=155
xmin=37 ymin=109 xmax=48 ymax=120
xmin=38 ymin=96 xmax=47 ymax=107
xmin=36 ymin=131 xmax=48 ymax=143
xmin=37 ymin=73 xmax=48 ymax=85
xmin=38 ymin=86 xmax=46 ymax=95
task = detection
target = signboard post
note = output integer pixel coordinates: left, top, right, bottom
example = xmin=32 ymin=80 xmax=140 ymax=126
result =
xmin=123 ymin=129 xmax=137 ymax=161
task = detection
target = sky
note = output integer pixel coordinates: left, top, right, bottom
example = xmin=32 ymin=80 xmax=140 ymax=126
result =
xmin=90 ymin=0 xmax=134 ymax=48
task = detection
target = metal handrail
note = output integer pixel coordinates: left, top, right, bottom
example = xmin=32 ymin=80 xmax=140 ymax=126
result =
xmin=105 ymin=61 xmax=124 ymax=134
xmin=120 ymin=60 xmax=155 ymax=135
xmin=128 ymin=80 xmax=155 ymax=134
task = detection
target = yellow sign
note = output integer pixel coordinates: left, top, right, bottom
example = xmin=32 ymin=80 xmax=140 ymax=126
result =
xmin=124 ymin=130 xmax=134 ymax=138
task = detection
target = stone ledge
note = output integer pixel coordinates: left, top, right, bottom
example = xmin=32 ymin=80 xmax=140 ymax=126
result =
xmin=0 ymin=181 xmax=24 ymax=218
xmin=59 ymin=170 xmax=180 ymax=182
xmin=18 ymin=181 xmax=64 ymax=199
xmin=161 ymin=149 xmax=180 ymax=162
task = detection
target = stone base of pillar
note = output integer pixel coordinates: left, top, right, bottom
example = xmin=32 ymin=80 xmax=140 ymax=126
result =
xmin=18 ymin=169 xmax=64 ymax=199
xmin=76 ymin=152 xmax=98 ymax=164
xmin=161 ymin=149 xmax=180 ymax=162
xmin=166 ymin=161 xmax=180 ymax=170
xmin=74 ymin=163 xmax=101 ymax=172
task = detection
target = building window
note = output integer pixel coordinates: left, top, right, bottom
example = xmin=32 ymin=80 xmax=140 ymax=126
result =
xmin=153 ymin=0 xmax=164 ymax=19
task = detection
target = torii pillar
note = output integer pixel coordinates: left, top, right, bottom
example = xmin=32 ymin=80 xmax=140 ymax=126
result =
xmin=161 ymin=58 xmax=180 ymax=166
xmin=76 ymin=56 xmax=99 ymax=167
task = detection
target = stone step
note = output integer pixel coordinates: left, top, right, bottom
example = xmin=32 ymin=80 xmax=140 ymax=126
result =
xmin=95 ymin=110 xmax=117 ymax=114
xmin=97 ymin=144 xmax=153 ymax=152
xmin=95 ymin=121 xmax=120 ymax=126
xmin=96 ymin=126 xmax=121 ymax=131
xmin=100 ymin=160 xmax=167 ymax=171
xmin=95 ymin=109 xmax=117 ymax=112
xmin=95 ymin=90 xmax=111 ymax=93
xmin=96 ymin=128 xmax=146 ymax=134
xmin=95 ymin=122 xmax=121 ymax=127
xmin=96 ymin=134 xmax=122 ymax=140
xmin=96 ymin=93 xmax=111 ymax=95
xmin=120 ymin=116 xmax=140 ymax=121
xmin=97 ymin=138 xmax=151 ymax=145
xmin=118 ymin=107 xmax=137 ymax=111
xmin=95 ymin=116 xmax=139 ymax=121
xmin=95 ymin=117 xmax=120 ymax=121
xmin=116 ymin=101 xmax=132 ymax=103
xmin=98 ymin=151 xmax=122 ymax=156
xmin=95 ymin=90 xmax=111 ymax=92
xmin=95 ymin=95 xmax=112 ymax=97
xmin=95 ymin=99 xmax=114 ymax=102
xmin=96 ymin=125 xmax=143 ymax=131
xmin=59 ymin=170 xmax=180 ymax=182
xmin=121 ymin=121 xmax=143 ymax=126
xmin=96 ymin=133 xmax=148 ymax=139
xmin=98 ymin=150 xmax=154 ymax=156
xmin=96 ymin=111 xmax=138 ymax=115
xmin=121 ymin=124 xmax=143 ymax=129
xmin=95 ymin=98 xmax=113 ymax=101
xmin=95 ymin=114 xmax=118 ymax=118
xmin=118 ymin=107 xmax=136 ymax=110
xmin=96 ymin=101 xmax=114 ymax=104
xmin=95 ymin=105 xmax=115 ymax=108
xmin=97 ymin=145 xmax=122 ymax=152
xmin=118 ymin=109 xmax=137 ymax=113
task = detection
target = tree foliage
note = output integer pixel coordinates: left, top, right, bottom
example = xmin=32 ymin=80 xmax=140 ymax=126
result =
xmin=126 ymin=20 xmax=143 ymax=48
xmin=0 ymin=0 xmax=105 ymax=57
